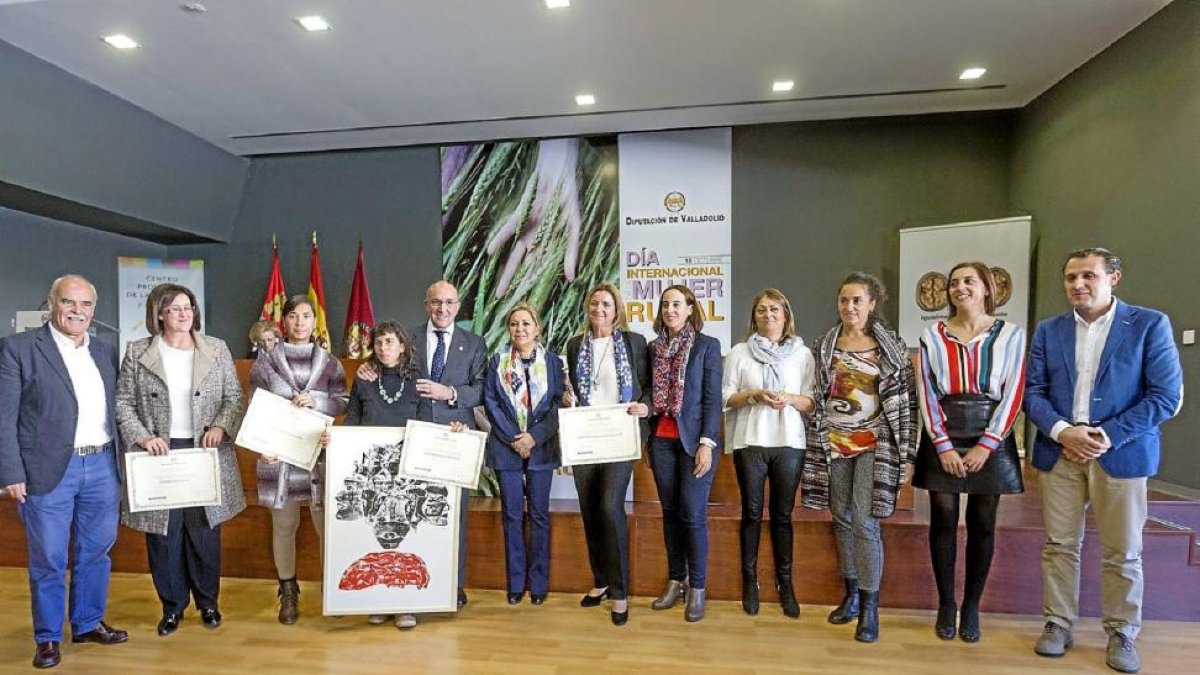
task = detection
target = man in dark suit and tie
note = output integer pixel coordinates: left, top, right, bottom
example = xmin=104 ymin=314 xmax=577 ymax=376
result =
xmin=1025 ymin=248 xmax=1183 ymax=674
xmin=0 ymin=275 xmax=129 ymax=669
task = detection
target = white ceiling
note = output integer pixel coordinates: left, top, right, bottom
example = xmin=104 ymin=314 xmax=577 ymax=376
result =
xmin=0 ymin=0 xmax=1172 ymax=156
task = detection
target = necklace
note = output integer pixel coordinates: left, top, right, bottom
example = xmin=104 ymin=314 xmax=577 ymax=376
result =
xmin=377 ymin=371 xmax=406 ymax=404
xmin=591 ymin=336 xmax=613 ymax=388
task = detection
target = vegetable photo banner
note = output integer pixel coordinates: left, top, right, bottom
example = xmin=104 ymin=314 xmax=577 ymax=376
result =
xmin=898 ymin=216 xmax=1032 ymax=347
xmin=619 ymin=128 xmax=733 ymax=352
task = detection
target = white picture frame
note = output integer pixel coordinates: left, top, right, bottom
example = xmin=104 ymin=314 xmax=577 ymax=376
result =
xmin=323 ymin=426 xmax=459 ymax=615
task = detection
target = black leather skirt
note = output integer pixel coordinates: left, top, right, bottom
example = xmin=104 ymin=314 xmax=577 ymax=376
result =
xmin=912 ymin=394 xmax=1024 ymax=495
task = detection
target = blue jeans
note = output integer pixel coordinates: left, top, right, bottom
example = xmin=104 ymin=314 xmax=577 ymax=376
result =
xmin=496 ymin=467 xmax=554 ymax=595
xmin=17 ymin=449 xmax=120 ymax=643
xmin=648 ymin=437 xmax=715 ymax=589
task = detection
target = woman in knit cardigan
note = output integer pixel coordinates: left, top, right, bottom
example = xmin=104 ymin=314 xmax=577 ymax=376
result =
xmin=249 ymin=294 xmax=347 ymax=625
xmin=803 ymin=272 xmax=917 ymax=643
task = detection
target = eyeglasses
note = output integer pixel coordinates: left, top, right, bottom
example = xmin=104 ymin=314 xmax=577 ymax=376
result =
xmin=164 ymin=305 xmax=195 ymax=315
xmin=425 ymin=300 xmax=459 ymax=308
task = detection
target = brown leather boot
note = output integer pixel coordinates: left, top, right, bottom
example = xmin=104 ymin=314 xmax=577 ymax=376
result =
xmin=277 ymin=578 xmax=300 ymax=625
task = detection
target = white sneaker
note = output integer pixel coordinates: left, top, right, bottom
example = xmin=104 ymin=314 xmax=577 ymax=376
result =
xmin=367 ymin=614 xmax=392 ymax=625
xmin=395 ymin=614 xmax=418 ymax=630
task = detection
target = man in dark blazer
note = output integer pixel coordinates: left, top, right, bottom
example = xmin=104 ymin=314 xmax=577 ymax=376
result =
xmin=0 ymin=275 xmax=129 ymax=669
xmin=1025 ymin=248 xmax=1183 ymax=674
xmin=410 ymin=280 xmax=487 ymax=610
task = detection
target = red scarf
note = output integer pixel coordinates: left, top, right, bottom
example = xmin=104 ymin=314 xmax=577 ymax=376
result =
xmin=651 ymin=324 xmax=695 ymax=418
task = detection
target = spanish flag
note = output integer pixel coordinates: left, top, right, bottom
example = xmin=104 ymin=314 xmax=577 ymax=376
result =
xmin=307 ymin=232 xmax=332 ymax=351
xmin=343 ymin=242 xmax=376 ymax=359
xmin=260 ymin=239 xmax=287 ymax=332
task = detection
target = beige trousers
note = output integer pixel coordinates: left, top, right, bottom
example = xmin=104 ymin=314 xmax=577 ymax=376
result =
xmin=1038 ymin=458 xmax=1147 ymax=638
xmin=270 ymin=502 xmax=324 ymax=580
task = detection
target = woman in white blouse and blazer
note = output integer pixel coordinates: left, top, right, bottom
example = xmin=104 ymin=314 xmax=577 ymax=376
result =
xmin=723 ymin=288 xmax=815 ymax=618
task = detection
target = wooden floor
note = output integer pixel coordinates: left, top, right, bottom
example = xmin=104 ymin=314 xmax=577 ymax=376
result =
xmin=0 ymin=568 xmax=1193 ymax=674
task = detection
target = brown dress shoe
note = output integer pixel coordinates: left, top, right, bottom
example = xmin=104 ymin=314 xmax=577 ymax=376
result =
xmin=71 ymin=621 xmax=129 ymax=645
xmin=33 ymin=641 xmax=60 ymax=669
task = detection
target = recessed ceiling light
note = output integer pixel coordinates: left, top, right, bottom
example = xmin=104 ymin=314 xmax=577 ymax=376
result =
xmin=295 ymin=15 xmax=331 ymax=32
xmin=575 ymin=93 xmax=596 ymax=106
xmin=960 ymin=67 xmax=987 ymax=80
xmin=772 ymin=80 xmax=795 ymax=93
xmin=545 ymin=0 xmax=571 ymax=8
xmin=101 ymin=34 xmax=139 ymax=49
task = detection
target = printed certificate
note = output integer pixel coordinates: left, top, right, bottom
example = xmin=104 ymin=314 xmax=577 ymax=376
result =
xmin=125 ymin=447 xmax=222 ymax=513
xmin=235 ymin=388 xmax=331 ymax=471
xmin=559 ymin=404 xmax=642 ymax=466
xmin=397 ymin=420 xmax=487 ymax=490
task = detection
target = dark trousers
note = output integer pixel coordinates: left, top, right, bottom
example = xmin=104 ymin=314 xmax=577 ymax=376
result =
xmin=496 ymin=467 xmax=554 ymax=595
xmin=145 ymin=438 xmax=222 ymax=615
xmin=648 ymin=437 xmax=715 ymax=589
xmin=573 ymin=460 xmax=634 ymax=599
xmin=458 ymin=487 xmax=469 ymax=590
xmin=733 ymin=446 xmax=802 ymax=582
xmin=18 ymin=447 xmax=120 ymax=643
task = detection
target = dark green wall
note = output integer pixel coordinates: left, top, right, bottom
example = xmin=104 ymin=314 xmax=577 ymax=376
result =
xmin=1011 ymin=0 xmax=1199 ymax=489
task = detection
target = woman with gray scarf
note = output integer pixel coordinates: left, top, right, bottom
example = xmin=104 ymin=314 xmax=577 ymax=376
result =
xmin=722 ymin=288 xmax=815 ymax=618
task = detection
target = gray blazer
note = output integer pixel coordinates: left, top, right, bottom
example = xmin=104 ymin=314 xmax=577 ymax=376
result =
xmin=409 ymin=323 xmax=487 ymax=428
xmin=115 ymin=334 xmax=245 ymax=534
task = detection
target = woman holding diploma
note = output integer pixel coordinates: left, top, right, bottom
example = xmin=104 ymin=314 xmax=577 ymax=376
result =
xmin=913 ymin=262 xmax=1026 ymax=643
xmin=722 ymin=288 xmax=815 ymax=618
xmin=249 ymin=294 xmax=347 ymax=625
xmin=647 ymin=284 xmax=723 ymax=623
xmin=115 ymin=283 xmax=244 ymax=637
xmin=803 ymin=272 xmax=917 ymax=643
xmin=483 ymin=303 xmax=565 ymax=606
xmin=563 ymin=283 xmax=650 ymax=626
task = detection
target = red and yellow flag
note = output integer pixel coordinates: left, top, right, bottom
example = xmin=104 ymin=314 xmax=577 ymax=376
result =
xmin=343 ymin=242 xmax=376 ymax=359
xmin=307 ymin=232 xmax=332 ymax=350
xmin=260 ymin=240 xmax=287 ymax=332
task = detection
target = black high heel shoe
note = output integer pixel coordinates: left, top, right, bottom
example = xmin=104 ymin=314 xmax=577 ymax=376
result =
xmin=610 ymin=599 xmax=629 ymax=626
xmin=580 ymin=588 xmax=610 ymax=608
xmin=935 ymin=603 xmax=957 ymax=640
xmin=959 ymin=606 xmax=981 ymax=643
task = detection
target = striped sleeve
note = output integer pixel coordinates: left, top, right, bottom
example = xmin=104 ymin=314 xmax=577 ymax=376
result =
xmin=978 ymin=324 xmax=1027 ymax=452
xmin=917 ymin=327 xmax=955 ymax=454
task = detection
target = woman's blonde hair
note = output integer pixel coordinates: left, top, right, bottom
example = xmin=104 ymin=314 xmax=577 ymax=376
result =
xmin=576 ymin=283 xmax=628 ymax=337
xmin=745 ymin=287 xmax=796 ymax=341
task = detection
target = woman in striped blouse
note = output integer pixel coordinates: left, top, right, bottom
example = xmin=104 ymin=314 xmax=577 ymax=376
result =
xmin=914 ymin=261 xmax=1026 ymax=644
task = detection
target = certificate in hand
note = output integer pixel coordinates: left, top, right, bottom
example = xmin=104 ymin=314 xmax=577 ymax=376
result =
xmin=125 ymin=448 xmax=222 ymax=513
xmin=397 ymin=420 xmax=487 ymax=490
xmin=559 ymin=404 xmax=642 ymax=467
xmin=235 ymin=388 xmax=332 ymax=471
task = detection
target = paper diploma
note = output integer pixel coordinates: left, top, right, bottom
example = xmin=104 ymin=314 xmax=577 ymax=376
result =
xmin=397 ymin=420 xmax=487 ymax=490
xmin=235 ymin=388 xmax=332 ymax=471
xmin=559 ymin=404 xmax=642 ymax=467
xmin=125 ymin=448 xmax=222 ymax=513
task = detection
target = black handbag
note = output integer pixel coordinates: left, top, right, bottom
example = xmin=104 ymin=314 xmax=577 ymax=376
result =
xmin=940 ymin=394 xmax=998 ymax=447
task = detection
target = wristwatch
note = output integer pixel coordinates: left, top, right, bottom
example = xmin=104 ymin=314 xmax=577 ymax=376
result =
xmin=448 ymin=386 xmax=459 ymax=407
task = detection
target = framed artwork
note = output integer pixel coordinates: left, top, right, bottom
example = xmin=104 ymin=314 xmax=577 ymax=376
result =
xmin=323 ymin=427 xmax=459 ymax=615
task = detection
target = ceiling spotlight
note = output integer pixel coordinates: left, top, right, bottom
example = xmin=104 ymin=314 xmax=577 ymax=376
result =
xmin=101 ymin=34 xmax=139 ymax=49
xmin=959 ymin=67 xmax=987 ymax=80
xmin=295 ymin=15 xmax=331 ymax=32
xmin=575 ymin=93 xmax=596 ymax=106
xmin=772 ymin=80 xmax=795 ymax=93
xmin=545 ymin=0 xmax=571 ymax=8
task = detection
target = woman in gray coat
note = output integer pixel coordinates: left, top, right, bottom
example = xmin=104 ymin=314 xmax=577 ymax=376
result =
xmin=115 ymin=283 xmax=244 ymax=638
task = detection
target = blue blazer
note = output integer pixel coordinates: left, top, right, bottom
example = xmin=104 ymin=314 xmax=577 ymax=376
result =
xmin=1024 ymin=300 xmax=1183 ymax=478
xmin=0 ymin=324 xmax=120 ymax=495
xmin=647 ymin=331 xmax=724 ymax=455
xmin=483 ymin=349 xmax=565 ymax=471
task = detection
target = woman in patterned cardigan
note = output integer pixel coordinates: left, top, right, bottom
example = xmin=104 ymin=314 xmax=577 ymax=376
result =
xmin=803 ymin=272 xmax=917 ymax=643
xmin=249 ymin=294 xmax=347 ymax=625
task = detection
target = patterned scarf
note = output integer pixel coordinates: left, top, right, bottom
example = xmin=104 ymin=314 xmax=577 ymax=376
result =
xmin=746 ymin=333 xmax=802 ymax=392
xmin=497 ymin=343 xmax=548 ymax=431
xmin=576 ymin=329 xmax=634 ymax=405
xmin=651 ymin=324 xmax=695 ymax=417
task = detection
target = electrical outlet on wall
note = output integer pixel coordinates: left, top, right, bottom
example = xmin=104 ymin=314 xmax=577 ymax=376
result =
xmin=1183 ymin=329 xmax=1196 ymax=346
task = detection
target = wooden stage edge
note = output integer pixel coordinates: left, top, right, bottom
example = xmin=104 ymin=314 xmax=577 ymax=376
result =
xmin=3 ymin=469 xmax=1198 ymax=623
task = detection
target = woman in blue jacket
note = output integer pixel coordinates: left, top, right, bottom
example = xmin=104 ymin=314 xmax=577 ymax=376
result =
xmin=484 ymin=302 xmax=565 ymax=605
xmin=646 ymin=284 xmax=723 ymax=622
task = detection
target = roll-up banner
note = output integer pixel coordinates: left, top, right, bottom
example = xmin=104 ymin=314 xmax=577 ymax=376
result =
xmin=619 ymin=128 xmax=733 ymax=353
xmin=118 ymin=257 xmax=205 ymax=355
